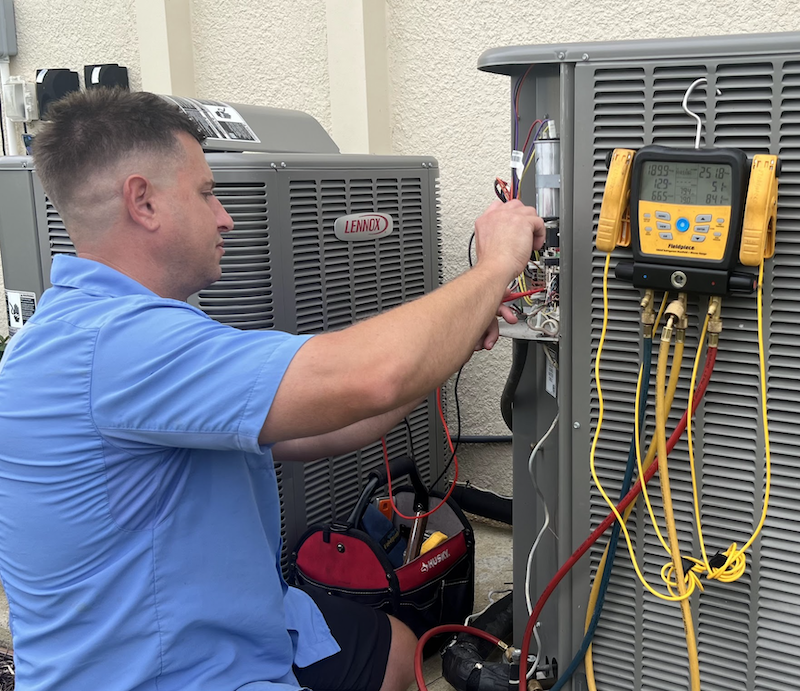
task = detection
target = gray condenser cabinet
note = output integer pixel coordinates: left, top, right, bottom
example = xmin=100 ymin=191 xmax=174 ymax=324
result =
xmin=0 ymin=105 xmax=445 ymax=573
xmin=480 ymin=31 xmax=800 ymax=691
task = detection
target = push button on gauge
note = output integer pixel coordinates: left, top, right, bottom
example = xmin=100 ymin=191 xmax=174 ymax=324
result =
xmin=676 ymin=217 xmax=690 ymax=232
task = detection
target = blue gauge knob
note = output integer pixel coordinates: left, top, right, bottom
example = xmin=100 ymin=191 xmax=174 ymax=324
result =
xmin=676 ymin=217 xmax=690 ymax=232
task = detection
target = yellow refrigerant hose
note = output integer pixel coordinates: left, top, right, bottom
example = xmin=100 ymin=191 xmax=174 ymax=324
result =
xmin=655 ymin=306 xmax=701 ymax=691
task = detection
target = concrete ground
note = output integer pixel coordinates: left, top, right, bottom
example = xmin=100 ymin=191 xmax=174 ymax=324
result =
xmin=419 ymin=516 xmax=513 ymax=691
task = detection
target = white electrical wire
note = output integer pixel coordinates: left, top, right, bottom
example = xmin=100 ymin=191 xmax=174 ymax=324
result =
xmin=522 ymin=412 xmax=559 ymax=678
xmin=463 ymin=588 xmax=513 ymax=626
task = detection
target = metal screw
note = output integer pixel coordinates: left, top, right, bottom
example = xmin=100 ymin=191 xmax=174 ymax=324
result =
xmin=573 ymin=421 xmax=581 ymax=429
xmin=582 ymin=53 xmax=589 ymax=61
xmin=337 ymin=543 xmax=345 ymax=553
xmin=280 ymin=162 xmax=287 ymax=168
xmin=270 ymin=162 xmax=277 ymax=168
xmin=557 ymin=51 xmax=566 ymax=60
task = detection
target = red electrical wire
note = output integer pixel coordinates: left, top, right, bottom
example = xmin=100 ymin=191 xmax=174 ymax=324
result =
xmin=520 ymin=119 xmax=543 ymax=159
xmin=518 ymin=346 xmax=718 ymax=682
xmin=504 ymin=288 xmax=546 ymax=302
xmin=414 ymin=624 xmax=504 ymax=691
xmin=381 ymin=388 xmax=458 ymax=522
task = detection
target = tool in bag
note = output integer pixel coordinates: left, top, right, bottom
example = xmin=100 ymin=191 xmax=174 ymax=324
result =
xmin=289 ymin=455 xmax=475 ymax=641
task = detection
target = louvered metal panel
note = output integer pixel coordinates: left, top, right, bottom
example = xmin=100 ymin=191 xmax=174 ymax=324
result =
xmin=196 ymin=181 xmax=274 ymax=329
xmin=45 ymin=201 xmax=76 ymax=257
xmin=575 ymin=53 xmax=800 ymax=691
xmin=289 ymin=174 xmax=428 ymax=334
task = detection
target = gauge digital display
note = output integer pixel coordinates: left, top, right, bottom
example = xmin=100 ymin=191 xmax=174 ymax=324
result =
xmin=639 ymin=161 xmax=732 ymax=206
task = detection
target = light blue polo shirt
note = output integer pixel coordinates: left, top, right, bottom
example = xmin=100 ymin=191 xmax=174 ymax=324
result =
xmin=0 ymin=255 xmax=339 ymax=691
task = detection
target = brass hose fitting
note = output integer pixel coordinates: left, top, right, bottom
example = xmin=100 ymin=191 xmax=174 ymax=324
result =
xmin=641 ymin=289 xmax=656 ymax=339
xmin=661 ymin=315 xmax=676 ymax=344
xmin=708 ymin=296 xmax=723 ymax=347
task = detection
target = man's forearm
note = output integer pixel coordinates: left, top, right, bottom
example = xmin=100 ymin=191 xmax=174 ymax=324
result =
xmin=271 ymin=398 xmax=424 ymax=463
xmin=262 ymin=259 xmax=510 ymax=443
xmin=260 ymin=200 xmax=544 ymax=444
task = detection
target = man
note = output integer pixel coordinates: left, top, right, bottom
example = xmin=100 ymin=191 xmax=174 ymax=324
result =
xmin=0 ymin=89 xmax=544 ymax=691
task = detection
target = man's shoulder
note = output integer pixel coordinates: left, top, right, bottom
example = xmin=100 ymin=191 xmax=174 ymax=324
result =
xmin=36 ymin=286 xmax=208 ymax=332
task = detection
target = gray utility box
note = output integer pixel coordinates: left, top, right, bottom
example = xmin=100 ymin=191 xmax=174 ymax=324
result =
xmin=480 ymin=31 xmax=800 ymax=690
xmin=0 ymin=102 xmax=446 ymax=573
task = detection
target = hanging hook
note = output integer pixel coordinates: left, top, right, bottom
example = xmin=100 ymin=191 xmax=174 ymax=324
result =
xmin=682 ymin=77 xmax=722 ymax=150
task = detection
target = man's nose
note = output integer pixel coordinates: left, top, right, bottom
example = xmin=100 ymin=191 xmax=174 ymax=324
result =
xmin=215 ymin=197 xmax=234 ymax=232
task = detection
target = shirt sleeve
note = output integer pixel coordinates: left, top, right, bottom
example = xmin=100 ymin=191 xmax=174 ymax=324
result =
xmin=90 ymin=300 xmax=312 ymax=453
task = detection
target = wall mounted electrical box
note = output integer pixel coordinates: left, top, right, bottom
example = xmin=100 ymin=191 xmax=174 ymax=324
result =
xmin=0 ymin=0 xmax=17 ymax=59
xmin=35 ymin=68 xmax=79 ymax=119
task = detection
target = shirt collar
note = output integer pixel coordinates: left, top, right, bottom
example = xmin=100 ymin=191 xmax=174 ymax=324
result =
xmin=50 ymin=255 xmax=159 ymax=299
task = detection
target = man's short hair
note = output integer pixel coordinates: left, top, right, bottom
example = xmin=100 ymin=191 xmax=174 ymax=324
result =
xmin=32 ymin=88 xmax=205 ymax=216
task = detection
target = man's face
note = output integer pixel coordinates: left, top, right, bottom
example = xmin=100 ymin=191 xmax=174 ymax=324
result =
xmin=158 ymin=133 xmax=234 ymax=299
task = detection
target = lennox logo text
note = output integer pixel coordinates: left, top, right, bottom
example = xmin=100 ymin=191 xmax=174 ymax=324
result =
xmin=334 ymin=213 xmax=394 ymax=241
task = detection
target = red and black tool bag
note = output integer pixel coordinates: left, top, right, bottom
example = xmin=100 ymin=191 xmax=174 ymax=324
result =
xmin=289 ymin=456 xmax=475 ymax=640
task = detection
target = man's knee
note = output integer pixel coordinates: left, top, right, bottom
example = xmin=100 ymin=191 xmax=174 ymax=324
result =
xmin=380 ymin=616 xmax=417 ymax=691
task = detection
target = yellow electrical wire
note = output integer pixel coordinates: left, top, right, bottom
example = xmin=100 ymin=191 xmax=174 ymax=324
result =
xmin=517 ymin=122 xmax=551 ymax=199
xmin=687 ymin=260 xmax=771 ymax=584
xmin=589 ymin=257 xmax=696 ymax=603
xmin=517 ymin=154 xmax=536 ymax=198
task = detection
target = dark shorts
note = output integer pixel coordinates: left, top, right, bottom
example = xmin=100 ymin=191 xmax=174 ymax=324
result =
xmin=293 ymin=590 xmax=393 ymax=691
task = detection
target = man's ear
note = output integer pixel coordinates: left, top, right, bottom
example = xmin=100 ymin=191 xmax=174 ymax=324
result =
xmin=123 ymin=174 xmax=159 ymax=232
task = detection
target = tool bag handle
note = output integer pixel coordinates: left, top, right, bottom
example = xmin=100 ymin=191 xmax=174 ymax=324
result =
xmin=344 ymin=455 xmax=428 ymax=528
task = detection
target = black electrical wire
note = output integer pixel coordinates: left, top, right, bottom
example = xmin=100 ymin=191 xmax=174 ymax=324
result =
xmin=429 ymin=366 xmax=463 ymax=492
xmin=0 ymin=95 xmax=7 ymax=156
xmin=468 ymin=232 xmax=475 ymax=268
xmin=403 ymin=417 xmax=414 ymax=457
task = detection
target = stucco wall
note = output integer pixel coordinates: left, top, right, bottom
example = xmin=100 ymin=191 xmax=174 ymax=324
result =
xmin=192 ymin=0 xmax=331 ymax=129
xmin=7 ymin=0 xmax=141 ymax=99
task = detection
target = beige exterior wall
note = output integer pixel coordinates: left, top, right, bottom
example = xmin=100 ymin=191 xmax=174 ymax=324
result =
xmin=2 ymin=0 xmax=799 ymax=434
xmin=192 ymin=0 xmax=331 ymax=131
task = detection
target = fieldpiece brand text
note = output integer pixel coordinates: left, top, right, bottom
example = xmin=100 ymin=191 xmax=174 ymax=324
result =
xmin=334 ymin=213 xmax=394 ymax=241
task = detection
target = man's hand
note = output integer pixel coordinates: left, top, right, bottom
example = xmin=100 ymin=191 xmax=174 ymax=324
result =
xmin=472 ymin=201 xmax=545 ymax=351
xmin=473 ymin=200 xmax=546 ymax=284
xmin=475 ymin=289 xmax=519 ymax=351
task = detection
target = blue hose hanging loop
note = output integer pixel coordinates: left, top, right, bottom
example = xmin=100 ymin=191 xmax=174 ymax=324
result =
xmin=550 ymin=334 xmax=653 ymax=691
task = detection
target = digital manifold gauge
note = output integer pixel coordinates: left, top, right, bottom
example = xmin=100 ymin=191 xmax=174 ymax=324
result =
xmin=598 ymin=144 xmax=779 ymax=295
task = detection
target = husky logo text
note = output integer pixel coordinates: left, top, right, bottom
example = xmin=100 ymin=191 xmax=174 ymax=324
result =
xmin=419 ymin=548 xmax=450 ymax=573
xmin=334 ymin=213 xmax=394 ymax=241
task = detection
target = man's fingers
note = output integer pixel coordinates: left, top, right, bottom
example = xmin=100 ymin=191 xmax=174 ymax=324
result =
xmin=498 ymin=304 xmax=518 ymax=324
